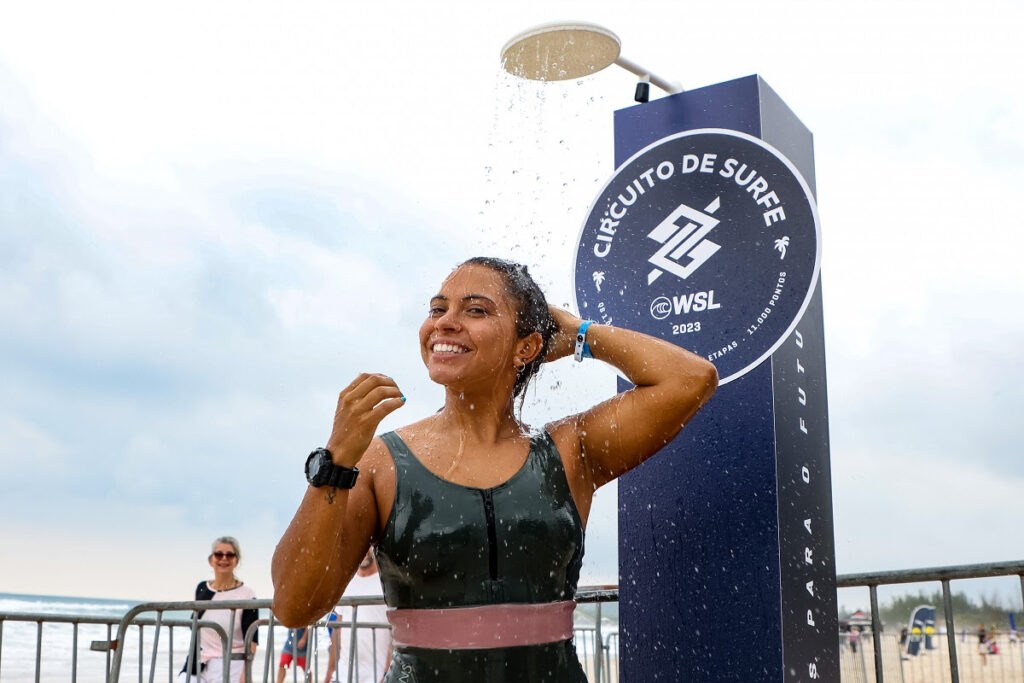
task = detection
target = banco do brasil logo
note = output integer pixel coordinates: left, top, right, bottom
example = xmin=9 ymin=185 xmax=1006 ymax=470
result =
xmin=574 ymin=129 xmax=820 ymax=384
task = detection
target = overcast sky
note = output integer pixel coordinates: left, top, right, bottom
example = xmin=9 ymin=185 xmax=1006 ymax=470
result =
xmin=1 ymin=0 xmax=1022 ymax=611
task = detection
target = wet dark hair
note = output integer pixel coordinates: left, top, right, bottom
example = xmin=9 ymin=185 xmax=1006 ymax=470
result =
xmin=460 ymin=257 xmax=557 ymax=401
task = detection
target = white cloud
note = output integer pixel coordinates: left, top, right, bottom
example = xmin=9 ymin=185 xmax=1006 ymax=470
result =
xmin=833 ymin=444 xmax=1024 ymax=573
xmin=0 ymin=414 xmax=68 ymax=472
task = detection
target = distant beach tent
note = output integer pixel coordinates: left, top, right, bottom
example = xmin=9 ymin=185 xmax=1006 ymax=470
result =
xmin=844 ymin=610 xmax=872 ymax=628
xmin=906 ymin=605 xmax=936 ymax=656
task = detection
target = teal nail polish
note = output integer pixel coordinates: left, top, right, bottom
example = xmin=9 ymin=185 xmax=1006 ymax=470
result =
xmin=401 ymin=396 xmax=406 ymax=402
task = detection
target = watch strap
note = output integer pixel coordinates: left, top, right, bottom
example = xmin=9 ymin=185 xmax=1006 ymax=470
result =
xmin=573 ymin=320 xmax=596 ymax=362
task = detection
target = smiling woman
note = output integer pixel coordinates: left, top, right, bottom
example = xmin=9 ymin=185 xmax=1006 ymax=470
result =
xmin=420 ymin=256 xmax=556 ymax=407
xmin=271 ymin=256 xmax=718 ymax=682
xmin=179 ymin=536 xmax=259 ymax=683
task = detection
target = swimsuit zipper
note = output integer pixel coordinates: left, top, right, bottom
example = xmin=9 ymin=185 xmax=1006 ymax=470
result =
xmin=479 ymin=489 xmax=499 ymax=580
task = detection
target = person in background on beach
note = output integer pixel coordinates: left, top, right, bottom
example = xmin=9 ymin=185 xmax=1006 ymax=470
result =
xmin=179 ymin=536 xmax=259 ymax=683
xmin=272 ymin=256 xmax=718 ymax=682
xmin=323 ymin=549 xmax=391 ymax=683
xmin=987 ymin=633 xmax=999 ymax=655
xmin=977 ymin=622 xmax=988 ymax=665
xmin=277 ymin=626 xmax=311 ymax=683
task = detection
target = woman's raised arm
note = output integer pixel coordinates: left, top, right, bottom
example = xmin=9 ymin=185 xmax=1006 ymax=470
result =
xmin=546 ymin=308 xmax=718 ymax=489
xmin=271 ymin=373 xmax=404 ymax=627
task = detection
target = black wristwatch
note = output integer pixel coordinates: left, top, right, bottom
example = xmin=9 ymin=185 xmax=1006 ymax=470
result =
xmin=305 ymin=448 xmax=359 ymax=489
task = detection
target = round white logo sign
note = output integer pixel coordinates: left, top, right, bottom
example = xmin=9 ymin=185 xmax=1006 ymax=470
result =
xmin=574 ymin=129 xmax=820 ymax=384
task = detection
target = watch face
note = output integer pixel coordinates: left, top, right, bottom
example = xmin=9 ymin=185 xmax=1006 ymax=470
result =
xmin=306 ymin=450 xmax=325 ymax=483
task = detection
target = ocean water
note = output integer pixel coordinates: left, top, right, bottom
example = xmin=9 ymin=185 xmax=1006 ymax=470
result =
xmin=0 ymin=592 xmax=139 ymax=616
xmin=0 ymin=592 xmax=140 ymax=682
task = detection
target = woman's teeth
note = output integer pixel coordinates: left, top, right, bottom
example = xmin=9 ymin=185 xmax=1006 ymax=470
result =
xmin=433 ymin=343 xmax=467 ymax=354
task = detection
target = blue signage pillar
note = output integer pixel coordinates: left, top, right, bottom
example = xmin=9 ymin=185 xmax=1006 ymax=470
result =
xmin=574 ymin=75 xmax=838 ymax=681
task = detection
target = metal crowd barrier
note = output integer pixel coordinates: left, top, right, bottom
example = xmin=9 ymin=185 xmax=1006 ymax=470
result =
xmin=0 ymin=587 xmax=620 ymax=683
xmin=836 ymin=559 xmax=1024 ymax=683
xmin=256 ymin=600 xmax=392 ymax=683
xmin=0 ymin=612 xmax=226 ymax=683
xmin=5 ymin=565 xmax=1022 ymax=683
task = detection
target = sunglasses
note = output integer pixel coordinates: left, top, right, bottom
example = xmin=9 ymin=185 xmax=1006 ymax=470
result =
xmin=212 ymin=551 xmax=237 ymax=560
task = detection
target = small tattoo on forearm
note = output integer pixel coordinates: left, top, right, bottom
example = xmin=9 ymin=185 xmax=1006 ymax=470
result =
xmin=325 ymin=488 xmax=336 ymax=504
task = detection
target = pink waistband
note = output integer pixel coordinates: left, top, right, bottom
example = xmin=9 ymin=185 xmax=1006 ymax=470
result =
xmin=387 ymin=601 xmax=576 ymax=650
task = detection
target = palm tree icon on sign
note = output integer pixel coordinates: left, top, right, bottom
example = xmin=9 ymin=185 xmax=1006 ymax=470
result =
xmin=774 ymin=237 xmax=790 ymax=260
xmin=592 ymin=271 xmax=605 ymax=292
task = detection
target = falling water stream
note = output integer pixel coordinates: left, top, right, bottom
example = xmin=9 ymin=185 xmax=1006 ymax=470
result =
xmin=472 ymin=69 xmax=634 ymax=592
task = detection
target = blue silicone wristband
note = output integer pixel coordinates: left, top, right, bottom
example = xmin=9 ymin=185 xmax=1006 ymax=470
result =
xmin=573 ymin=320 xmax=595 ymax=362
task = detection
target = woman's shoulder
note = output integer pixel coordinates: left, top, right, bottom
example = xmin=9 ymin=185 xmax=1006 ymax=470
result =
xmin=391 ymin=414 xmax=441 ymax=441
xmin=543 ymin=417 xmax=582 ymax=455
xmin=195 ymin=580 xmax=214 ymax=600
xmin=361 ymin=429 xmax=407 ymax=469
xmin=378 ymin=415 xmax=445 ymax=459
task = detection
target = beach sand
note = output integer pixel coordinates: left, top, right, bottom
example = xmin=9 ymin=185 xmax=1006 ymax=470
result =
xmin=840 ymin=632 xmax=1023 ymax=683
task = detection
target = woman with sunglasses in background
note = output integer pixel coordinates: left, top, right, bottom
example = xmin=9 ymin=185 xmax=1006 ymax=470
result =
xmin=179 ymin=536 xmax=259 ymax=683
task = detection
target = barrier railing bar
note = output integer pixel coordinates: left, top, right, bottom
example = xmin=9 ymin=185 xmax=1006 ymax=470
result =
xmin=72 ymin=622 xmax=79 ymax=683
xmin=371 ymin=622 xmax=379 ymax=682
xmin=35 ymin=619 xmax=42 ymax=683
xmin=146 ymin=611 xmax=162 ymax=683
xmin=868 ymin=584 xmax=883 ymax=683
xmin=105 ymin=624 xmax=112 ymax=677
xmin=895 ymin=633 xmax=906 ymax=683
xmin=836 ymin=560 xmax=1024 ymax=586
xmin=307 ymin=624 xmax=317 ymax=683
xmin=184 ymin=610 xmax=198 ymax=683
xmin=941 ymin=578 xmax=960 ymax=683
xmin=223 ymin=608 xmax=236 ymax=683
xmin=242 ymin=618 xmax=268 ymax=683
xmin=0 ymin=613 xmax=194 ymax=627
xmin=259 ymin=611 xmax=275 ymax=682
xmin=347 ymin=604 xmax=359 ymax=683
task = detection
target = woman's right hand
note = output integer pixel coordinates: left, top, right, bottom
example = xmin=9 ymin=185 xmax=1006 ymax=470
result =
xmin=273 ymin=374 xmax=397 ymax=626
xmin=325 ymin=373 xmax=405 ymax=468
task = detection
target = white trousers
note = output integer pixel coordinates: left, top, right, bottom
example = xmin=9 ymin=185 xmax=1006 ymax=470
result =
xmin=176 ymin=657 xmax=244 ymax=683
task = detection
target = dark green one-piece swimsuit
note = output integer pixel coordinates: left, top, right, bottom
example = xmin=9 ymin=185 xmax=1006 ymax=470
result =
xmin=375 ymin=430 xmax=587 ymax=683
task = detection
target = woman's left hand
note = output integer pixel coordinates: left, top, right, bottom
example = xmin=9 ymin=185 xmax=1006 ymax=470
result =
xmin=545 ymin=306 xmax=583 ymax=362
